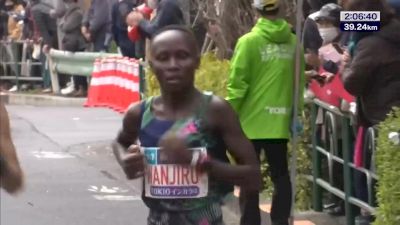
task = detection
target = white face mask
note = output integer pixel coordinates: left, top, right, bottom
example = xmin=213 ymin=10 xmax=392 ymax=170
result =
xmin=319 ymin=27 xmax=339 ymax=44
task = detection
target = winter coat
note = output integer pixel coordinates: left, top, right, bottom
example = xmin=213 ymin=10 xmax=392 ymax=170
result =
xmin=7 ymin=4 xmax=24 ymax=40
xmin=60 ymin=3 xmax=86 ymax=52
xmin=342 ymin=19 xmax=400 ymax=126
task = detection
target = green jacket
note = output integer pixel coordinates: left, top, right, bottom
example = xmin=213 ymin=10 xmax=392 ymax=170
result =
xmin=227 ymin=18 xmax=305 ymax=139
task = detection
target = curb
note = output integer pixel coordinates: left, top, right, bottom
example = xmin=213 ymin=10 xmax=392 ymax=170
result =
xmin=221 ymin=188 xmax=345 ymax=225
xmin=0 ymin=92 xmax=86 ymax=107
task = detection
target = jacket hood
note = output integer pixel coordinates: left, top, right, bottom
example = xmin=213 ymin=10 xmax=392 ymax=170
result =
xmin=251 ymin=18 xmax=292 ymax=43
xmin=376 ymin=19 xmax=400 ymax=45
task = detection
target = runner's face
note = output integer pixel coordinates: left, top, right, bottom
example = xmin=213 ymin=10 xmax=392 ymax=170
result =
xmin=150 ymin=30 xmax=200 ymax=93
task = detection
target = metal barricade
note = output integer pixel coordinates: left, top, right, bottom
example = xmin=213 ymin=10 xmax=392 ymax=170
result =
xmin=0 ymin=40 xmax=43 ymax=87
xmin=311 ymin=98 xmax=377 ymax=225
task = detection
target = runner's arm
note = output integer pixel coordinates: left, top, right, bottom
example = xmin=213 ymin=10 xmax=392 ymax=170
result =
xmin=205 ymin=96 xmax=261 ymax=191
xmin=0 ymin=102 xmax=24 ymax=194
xmin=113 ymin=101 xmax=142 ymax=157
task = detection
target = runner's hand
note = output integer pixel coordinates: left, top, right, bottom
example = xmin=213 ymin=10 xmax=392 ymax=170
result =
xmin=159 ymin=132 xmax=192 ymax=164
xmin=121 ymin=145 xmax=145 ymax=179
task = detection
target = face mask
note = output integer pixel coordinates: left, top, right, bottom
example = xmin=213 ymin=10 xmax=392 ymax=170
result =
xmin=319 ymin=27 xmax=339 ymax=45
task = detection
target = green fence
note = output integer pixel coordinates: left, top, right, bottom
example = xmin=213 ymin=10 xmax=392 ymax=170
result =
xmin=310 ymin=98 xmax=377 ymax=225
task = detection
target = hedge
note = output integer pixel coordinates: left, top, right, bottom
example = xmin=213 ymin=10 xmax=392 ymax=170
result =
xmin=374 ymin=108 xmax=400 ymax=225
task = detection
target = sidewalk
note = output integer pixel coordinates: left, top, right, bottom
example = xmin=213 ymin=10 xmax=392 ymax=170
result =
xmin=0 ymin=92 xmax=86 ymax=107
xmin=2 ymin=92 xmax=346 ymax=225
xmin=222 ymin=188 xmax=345 ymax=225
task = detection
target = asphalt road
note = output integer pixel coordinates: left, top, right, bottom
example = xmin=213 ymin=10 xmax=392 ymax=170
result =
xmin=1 ymin=105 xmax=148 ymax=225
xmin=0 ymin=104 xmax=342 ymax=225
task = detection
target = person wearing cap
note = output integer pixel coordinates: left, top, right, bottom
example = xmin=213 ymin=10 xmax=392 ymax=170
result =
xmin=309 ymin=3 xmax=356 ymax=216
xmin=227 ymin=0 xmax=305 ymax=225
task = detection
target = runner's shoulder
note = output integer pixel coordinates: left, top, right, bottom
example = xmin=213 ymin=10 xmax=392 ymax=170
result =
xmin=124 ymin=100 xmax=146 ymax=124
xmin=207 ymin=95 xmax=235 ymax=118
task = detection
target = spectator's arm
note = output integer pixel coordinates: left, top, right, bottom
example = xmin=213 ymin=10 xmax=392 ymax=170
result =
xmin=81 ymin=8 xmax=90 ymax=27
xmin=226 ymin=39 xmax=251 ymax=113
xmin=341 ymin=38 xmax=378 ymax=96
xmin=138 ymin=1 xmax=181 ymax=38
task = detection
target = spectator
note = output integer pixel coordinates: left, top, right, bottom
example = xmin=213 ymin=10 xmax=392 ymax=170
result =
xmin=51 ymin=0 xmax=87 ymax=51
xmin=343 ymin=0 xmax=400 ymax=133
xmin=226 ymin=0 xmax=305 ymax=224
xmin=5 ymin=0 xmax=24 ymax=41
xmin=0 ymin=0 xmax=9 ymax=39
xmin=30 ymin=0 xmax=57 ymax=51
xmin=126 ymin=0 xmax=184 ymax=39
xmin=341 ymin=0 xmax=400 ymax=223
xmin=30 ymin=0 xmax=59 ymax=92
xmin=60 ymin=0 xmax=87 ymax=97
xmin=302 ymin=2 xmax=323 ymax=64
xmin=111 ymin=0 xmax=139 ymax=58
xmin=81 ymin=0 xmax=113 ymax=52
xmin=308 ymin=3 xmax=355 ymax=216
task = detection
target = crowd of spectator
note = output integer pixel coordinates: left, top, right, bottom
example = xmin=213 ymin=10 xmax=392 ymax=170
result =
xmin=0 ymin=0 xmax=184 ymax=96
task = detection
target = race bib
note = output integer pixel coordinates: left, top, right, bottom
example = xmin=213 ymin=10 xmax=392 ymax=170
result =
xmin=142 ymin=147 xmax=209 ymax=199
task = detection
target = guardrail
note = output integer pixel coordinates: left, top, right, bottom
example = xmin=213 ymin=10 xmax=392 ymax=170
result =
xmin=310 ymin=98 xmax=377 ymax=225
xmin=47 ymin=49 xmax=121 ymax=93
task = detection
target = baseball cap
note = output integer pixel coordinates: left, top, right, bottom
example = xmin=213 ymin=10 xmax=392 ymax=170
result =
xmin=314 ymin=3 xmax=342 ymax=23
xmin=253 ymin=0 xmax=280 ymax=11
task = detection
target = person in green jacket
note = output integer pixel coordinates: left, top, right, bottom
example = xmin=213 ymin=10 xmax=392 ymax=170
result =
xmin=226 ymin=0 xmax=305 ymax=225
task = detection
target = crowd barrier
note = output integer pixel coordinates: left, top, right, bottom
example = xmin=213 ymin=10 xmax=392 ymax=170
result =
xmin=310 ymin=98 xmax=377 ymax=225
xmin=0 ymin=40 xmax=43 ymax=87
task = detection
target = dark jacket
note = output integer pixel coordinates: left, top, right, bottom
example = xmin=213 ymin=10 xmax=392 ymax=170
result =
xmin=111 ymin=0 xmax=137 ymax=57
xmin=138 ymin=0 xmax=183 ymax=38
xmin=60 ymin=3 xmax=86 ymax=51
xmin=82 ymin=0 xmax=115 ymax=51
xmin=31 ymin=1 xmax=58 ymax=47
xmin=342 ymin=19 xmax=400 ymax=126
